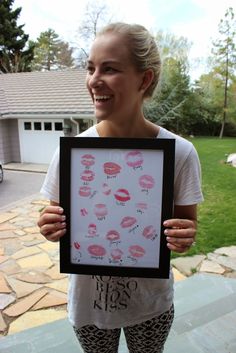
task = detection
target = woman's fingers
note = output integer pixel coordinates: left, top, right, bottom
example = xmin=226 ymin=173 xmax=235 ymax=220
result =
xmin=37 ymin=205 xmax=66 ymax=242
xmin=163 ymin=218 xmax=197 ymax=253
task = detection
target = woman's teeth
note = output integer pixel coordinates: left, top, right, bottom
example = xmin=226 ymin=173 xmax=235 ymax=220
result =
xmin=95 ymin=95 xmax=110 ymax=101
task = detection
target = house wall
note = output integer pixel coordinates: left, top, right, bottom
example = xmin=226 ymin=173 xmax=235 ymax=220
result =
xmin=0 ymin=119 xmax=21 ymax=163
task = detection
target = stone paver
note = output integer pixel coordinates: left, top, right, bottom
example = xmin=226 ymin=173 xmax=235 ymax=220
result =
xmin=0 ymin=213 xmax=19 ymax=224
xmin=8 ymin=309 xmax=67 ymax=335
xmin=6 ymin=278 xmax=42 ymax=298
xmin=199 ymin=259 xmax=225 ymax=274
xmin=15 ymin=270 xmax=52 ymax=284
xmin=0 ymin=195 xmax=235 ymax=338
xmin=0 ymin=273 xmax=11 ymax=293
xmin=0 ymin=293 xmax=16 ymax=310
xmin=12 ymin=246 xmax=41 ymax=260
xmin=0 ymin=312 xmax=7 ymax=333
xmin=16 ymin=252 xmax=54 ymax=269
xmin=3 ymin=288 xmax=48 ymax=317
xmin=171 ymin=255 xmax=206 ymax=276
xmin=32 ymin=290 xmax=67 ymax=310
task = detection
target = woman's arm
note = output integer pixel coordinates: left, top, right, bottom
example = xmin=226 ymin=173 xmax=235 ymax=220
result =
xmin=163 ymin=204 xmax=197 ymax=253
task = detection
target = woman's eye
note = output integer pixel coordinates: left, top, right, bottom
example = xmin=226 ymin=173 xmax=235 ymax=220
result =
xmin=86 ymin=66 xmax=94 ymax=74
xmin=105 ymin=67 xmax=116 ymax=73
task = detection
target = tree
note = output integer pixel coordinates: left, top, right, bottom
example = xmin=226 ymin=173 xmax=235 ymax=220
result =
xmin=0 ymin=0 xmax=34 ymax=73
xmin=31 ymin=29 xmax=74 ymax=71
xmin=144 ymin=31 xmax=191 ymax=134
xmin=211 ymin=7 xmax=236 ymax=138
xmin=75 ymin=1 xmax=114 ymax=67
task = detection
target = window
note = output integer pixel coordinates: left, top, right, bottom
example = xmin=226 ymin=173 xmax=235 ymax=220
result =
xmin=24 ymin=122 xmax=31 ymax=130
xmin=55 ymin=122 xmax=63 ymax=131
xmin=34 ymin=122 xmax=42 ymax=130
xmin=44 ymin=122 xmax=52 ymax=131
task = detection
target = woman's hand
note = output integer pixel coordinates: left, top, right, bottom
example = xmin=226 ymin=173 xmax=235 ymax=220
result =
xmin=163 ymin=218 xmax=196 ymax=253
xmin=37 ymin=204 xmax=66 ymax=242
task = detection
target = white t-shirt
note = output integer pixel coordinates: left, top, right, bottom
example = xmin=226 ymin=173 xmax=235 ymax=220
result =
xmin=41 ymin=125 xmax=203 ymax=329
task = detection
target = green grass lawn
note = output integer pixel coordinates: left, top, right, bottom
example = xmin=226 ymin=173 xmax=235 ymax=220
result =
xmin=172 ymin=137 xmax=236 ymax=258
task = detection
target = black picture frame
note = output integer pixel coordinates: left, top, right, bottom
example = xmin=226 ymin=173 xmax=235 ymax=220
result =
xmin=60 ymin=137 xmax=175 ymax=278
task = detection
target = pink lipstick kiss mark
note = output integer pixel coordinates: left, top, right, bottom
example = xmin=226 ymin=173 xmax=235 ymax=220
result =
xmin=88 ymin=223 xmax=97 ymax=236
xmin=136 ymin=202 xmax=148 ymax=210
xmin=114 ymin=188 xmax=131 ymax=202
xmin=142 ymin=225 xmax=157 ymax=240
xmin=139 ymin=175 xmax=155 ymax=189
xmin=106 ymin=230 xmax=120 ymax=241
xmin=125 ymin=150 xmax=143 ymax=168
xmin=94 ymin=204 xmax=108 ymax=218
xmin=80 ymin=169 xmax=95 ymax=182
xmin=103 ymin=162 xmax=121 ymax=176
xmin=102 ymin=183 xmax=111 ymax=195
xmin=74 ymin=242 xmax=81 ymax=250
xmin=81 ymin=154 xmax=95 ymax=167
xmin=88 ymin=244 xmax=106 ymax=257
xmin=79 ymin=186 xmax=91 ymax=197
xmin=129 ymin=245 xmax=146 ymax=258
xmin=111 ymin=248 xmax=123 ymax=260
xmin=120 ymin=216 xmax=137 ymax=229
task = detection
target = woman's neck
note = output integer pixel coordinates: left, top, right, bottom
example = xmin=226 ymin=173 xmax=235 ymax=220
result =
xmin=96 ymin=118 xmax=160 ymax=138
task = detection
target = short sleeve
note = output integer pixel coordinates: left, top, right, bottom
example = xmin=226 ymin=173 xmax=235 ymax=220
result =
xmin=174 ymin=146 xmax=204 ymax=206
xmin=40 ymin=147 xmax=60 ymax=203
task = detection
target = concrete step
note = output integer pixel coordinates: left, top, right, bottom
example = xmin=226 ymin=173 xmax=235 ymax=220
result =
xmin=0 ymin=274 xmax=235 ymax=353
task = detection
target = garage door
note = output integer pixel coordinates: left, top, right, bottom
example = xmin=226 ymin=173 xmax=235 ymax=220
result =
xmin=19 ymin=119 xmax=64 ymax=164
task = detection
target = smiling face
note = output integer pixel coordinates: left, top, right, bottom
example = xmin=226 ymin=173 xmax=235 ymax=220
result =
xmin=86 ymin=33 xmax=146 ymax=123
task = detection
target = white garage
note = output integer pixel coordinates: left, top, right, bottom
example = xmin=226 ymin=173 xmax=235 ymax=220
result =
xmin=0 ymin=70 xmax=95 ymax=165
xmin=18 ymin=119 xmax=64 ymax=164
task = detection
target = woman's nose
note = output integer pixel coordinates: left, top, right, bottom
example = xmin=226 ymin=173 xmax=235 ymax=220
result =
xmin=88 ymin=71 xmax=103 ymax=89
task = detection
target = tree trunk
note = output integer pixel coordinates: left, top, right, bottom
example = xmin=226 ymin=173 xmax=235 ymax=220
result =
xmin=219 ymin=49 xmax=229 ymax=139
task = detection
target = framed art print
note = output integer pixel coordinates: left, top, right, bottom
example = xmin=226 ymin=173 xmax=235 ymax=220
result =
xmin=60 ymin=137 xmax=175 ymax=278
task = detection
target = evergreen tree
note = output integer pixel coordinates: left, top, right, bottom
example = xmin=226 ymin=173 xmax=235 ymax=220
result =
xmin=0 ymin=0 xmax=34 ymax=73
xmin=31 ymin=29 xmax=74 ymax=71
xmin=144 ymin=31 xmax=191 ymax=134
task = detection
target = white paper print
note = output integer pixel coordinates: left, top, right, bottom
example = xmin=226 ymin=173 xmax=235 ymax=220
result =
xmin=70 ymin=148 xmax=163 ymax=268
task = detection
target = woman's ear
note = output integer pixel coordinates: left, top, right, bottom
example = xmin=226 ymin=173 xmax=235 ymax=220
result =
xmin=139 ymin=69 xmax=154 ymax=93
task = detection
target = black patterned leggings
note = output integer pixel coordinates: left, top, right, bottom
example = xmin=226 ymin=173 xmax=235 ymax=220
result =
xmin=73 ymin=304 xmax=174 ymax=353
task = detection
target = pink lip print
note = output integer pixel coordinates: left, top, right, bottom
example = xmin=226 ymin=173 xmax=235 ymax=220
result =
xmin=120 ymin=216 xmax=137 ymax=228
xmin=129 ymin=245 xmax=146 ymax=258
xmin=79 ymin=186 xmax=91 ymax=197
xmin=81 ymin=154 xmax=95 ymax=167
xmin=88 ymin=223 xmax=97 ymax=236
xmin=103 ymin=162 xmax=121 ymax=176
xmin=102 ymin=183 xmax=111 ymax=195
xmin=81 ymin=169 xmax=95 ymax=182
xmin=111 ymin=248 xmax=123 ymax=260
xmin=74 ymin=242 xmax=81 ymax=250
xmin=125 ymin=150 xmax=143 ymax=168
xmin=88 ymin=244 xmax=106 ymax=257
xmin=142 ymin=225 xmax=157 ymax=239
xmin=94 ymin=204 xmax=108 ymax=218
xmin=139 ymin=175 xmax=155 ymax=189
xmin=114 ymin=188 xmax=131 ymax=202
xmin=136 ymin=202 xmax=148 ymax=210
xmin=106 ymin=230 xmax=120 ymax=241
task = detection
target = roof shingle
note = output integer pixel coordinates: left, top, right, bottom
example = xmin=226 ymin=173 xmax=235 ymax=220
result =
xmin=0 ymin=70 xmax=94 ymax=116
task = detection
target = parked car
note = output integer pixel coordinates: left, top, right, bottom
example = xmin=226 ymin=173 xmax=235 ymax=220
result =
xmin=0 ymin=162 xmax=3 ymax=183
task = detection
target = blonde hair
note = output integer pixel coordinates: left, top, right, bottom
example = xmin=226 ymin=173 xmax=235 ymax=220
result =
xmin=97 ymin=22 xmax=161 ymax=98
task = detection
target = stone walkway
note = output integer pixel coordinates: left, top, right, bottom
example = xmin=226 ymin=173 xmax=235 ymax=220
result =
xmin=0 ymin=194 xmax=236 ymax=337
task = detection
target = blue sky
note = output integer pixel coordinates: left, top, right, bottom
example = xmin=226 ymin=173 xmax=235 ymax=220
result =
xmin=14 ymin=0 xmax=236 ymax=79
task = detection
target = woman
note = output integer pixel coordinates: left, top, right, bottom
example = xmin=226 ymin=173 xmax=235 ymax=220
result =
xmin=38 ymin=23 xmax=203 ymax=353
